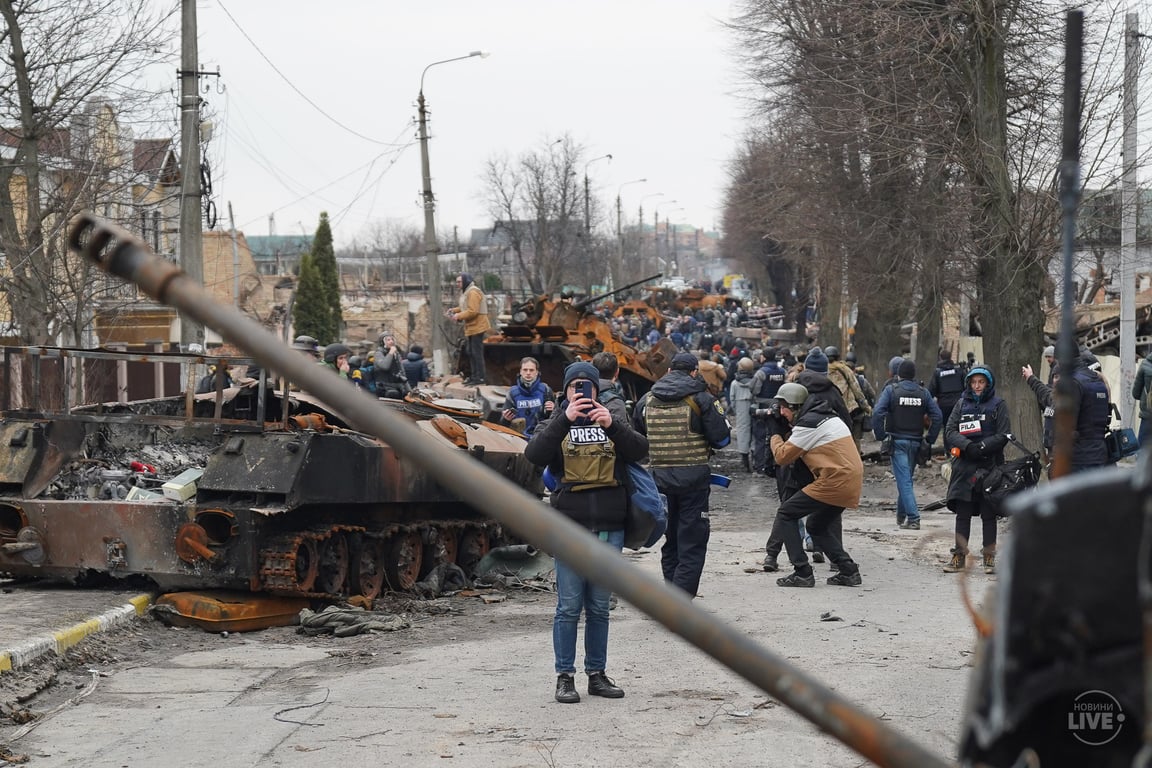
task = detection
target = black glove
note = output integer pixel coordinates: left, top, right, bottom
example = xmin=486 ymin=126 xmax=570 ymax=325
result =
xmin=963 ymin=442 xmax=983 ymax=461
xmin=764 ymin=414 xmax=785 ymax=438
xmin=917 ymin=440 xmax=931 ymax=465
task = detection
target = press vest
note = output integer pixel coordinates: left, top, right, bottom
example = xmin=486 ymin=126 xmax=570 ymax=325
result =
xmin=561 ymin=425 xmax=619 ymax=492
xmin=936 ymin=364 xmax=964 ymax=395
xmin=754 ymin=364 xmax=786 ymax=404
xmin=646 ymin=397 xmax=710 ymax=467
xmin=888 ymin=385 xmax=927 ymax=435
xmin=1073 ymin=369 xmax=1110 ymax=440
xmin=955 ymin=396 xmax=1003 ymax=442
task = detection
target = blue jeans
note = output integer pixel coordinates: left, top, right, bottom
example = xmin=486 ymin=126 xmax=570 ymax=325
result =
xmin=890 ymin=438 xmax=920 ymax=523
xmin=553 ymin=529 xmax=624 ymax=674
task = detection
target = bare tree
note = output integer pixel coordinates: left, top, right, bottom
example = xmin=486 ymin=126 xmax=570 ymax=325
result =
xmin=0 ymin=0 xmax=176 ymax=345
xmin=724 ymin=0 xmax=1138 ymax=448
xmin=480 ymin=134 xmax=585 ymax=295
xmin=349 ymin=218 xmax=423 ymax=289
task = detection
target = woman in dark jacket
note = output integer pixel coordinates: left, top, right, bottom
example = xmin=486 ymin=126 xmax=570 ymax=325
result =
xmin=942 ymin=366 xmax=1011 ymax=575
xmin=524 ymin=362 xmax=648 ymax=705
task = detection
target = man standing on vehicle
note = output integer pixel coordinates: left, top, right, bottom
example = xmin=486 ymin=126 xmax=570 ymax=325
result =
xmin=633 ymin=352 xmax=730 ymax=598
xmin=872 ymin=359 xmax=942 ymax=529
xmin=447 ymin=273 xmax=491 ymax=385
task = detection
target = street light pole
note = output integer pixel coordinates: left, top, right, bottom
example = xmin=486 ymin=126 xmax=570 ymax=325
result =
xmin=583 ymin=154 xmax=612 ymax=236
xmin=652 ymin=201 xmax=679 ymax=276
xmin=638 ymin=192 xmax=664 ymax=278
xmin=615 ymin=178 xmax=646 ymax=287
xmin=418 ymin=50 xmax=488 ymax=376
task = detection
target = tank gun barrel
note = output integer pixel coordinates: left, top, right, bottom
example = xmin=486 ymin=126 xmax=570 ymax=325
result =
xmin=67 ymin=213 xmax=948 ymax=768
xmin=573 ymin=273 xmax=663 ymax=312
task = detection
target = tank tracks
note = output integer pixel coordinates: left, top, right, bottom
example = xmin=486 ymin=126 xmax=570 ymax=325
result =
xmin=259 ymin=521 xmax=495 ymax=600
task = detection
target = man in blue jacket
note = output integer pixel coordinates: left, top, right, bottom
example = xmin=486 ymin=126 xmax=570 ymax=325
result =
xmin=633 ymin=352 xmax=731 ymax=598
xmin=501 ymin=356 xmax=555 ymax=435
xmin=872 ymin=359 xmax=942 ymax=529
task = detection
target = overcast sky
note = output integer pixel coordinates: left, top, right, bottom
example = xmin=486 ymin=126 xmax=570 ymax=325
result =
xmin=189 ymin=1 xmax=744 ymax=247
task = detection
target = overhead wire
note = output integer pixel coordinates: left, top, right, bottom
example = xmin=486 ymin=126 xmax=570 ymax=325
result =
xmin=216 ymin=0 xmax=402 ymax=148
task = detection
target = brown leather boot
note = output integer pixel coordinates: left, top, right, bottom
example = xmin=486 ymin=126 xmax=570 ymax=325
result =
xmin=982 ymin=545 xmax=996 ymax=575
xmin=943 ymin=547 xmax=967 ymax=573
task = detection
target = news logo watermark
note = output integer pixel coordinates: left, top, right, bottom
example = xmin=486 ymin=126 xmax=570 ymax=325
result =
xmin=1067 ymin=689 xmax=1125 ymax=746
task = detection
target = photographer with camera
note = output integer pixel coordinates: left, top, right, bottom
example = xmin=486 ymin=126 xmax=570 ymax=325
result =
xmin=872 ymin=359 xmax=942 ymax=530
xmin=764 ymin=382 xmax=864 ymax=588
xmin=525 ymin=362 xmax=648 ymax=704
xmin=750 ymin=348 xmax=787 ymax=476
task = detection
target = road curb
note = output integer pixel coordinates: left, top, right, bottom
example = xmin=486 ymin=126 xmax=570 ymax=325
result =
xmin=0 ymin=594 xmax=153 ymax=674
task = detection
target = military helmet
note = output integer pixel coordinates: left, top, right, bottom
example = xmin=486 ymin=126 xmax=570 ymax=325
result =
xmin=823 ymin=345 xmax=841 ymax=361
xmin=775 ymin=382 xmax=809 ymax=407
xmin=323 ymin=343 xmax=351 ymax=364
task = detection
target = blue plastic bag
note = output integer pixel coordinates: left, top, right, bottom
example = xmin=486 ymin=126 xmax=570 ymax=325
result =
xmin=623 ymin=463 xmax=668 ymax=550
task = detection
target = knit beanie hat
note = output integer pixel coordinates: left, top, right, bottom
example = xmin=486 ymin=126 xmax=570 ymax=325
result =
xmin=898 ymin=359 xmax=917 ymax=380
xmin=804 ymin=346 xmax=829 ymax=374
xmin=562 ymin=361 xmax=600 ymax=392
xmin=671 ymin=352 xmax=699 ymax=372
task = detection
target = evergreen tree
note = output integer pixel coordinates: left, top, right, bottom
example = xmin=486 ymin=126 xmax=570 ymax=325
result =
xmin=293 ymin=254 xmax=333 ymax=343
xmin=311 ymin=212 xmax=342 ymax=339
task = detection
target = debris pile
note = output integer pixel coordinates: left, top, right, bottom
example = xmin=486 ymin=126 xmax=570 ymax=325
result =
xmin=41 ymin=429 xmax=215 ymax=502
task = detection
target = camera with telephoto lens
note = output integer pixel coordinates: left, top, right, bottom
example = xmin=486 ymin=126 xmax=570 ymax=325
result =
xmin=752 ymin=401 xmax=782 ymax=419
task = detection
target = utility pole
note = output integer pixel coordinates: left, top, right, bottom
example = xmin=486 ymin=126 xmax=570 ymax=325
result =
xmin=1120 ymin=12 xmax=1140 ymax=427
xmin=178 ymin=0 xmax=203 ymax=347
xmin=228 ymin=202 xmax=239 ymax=305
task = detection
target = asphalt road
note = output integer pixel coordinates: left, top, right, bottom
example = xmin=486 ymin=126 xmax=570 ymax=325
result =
xmin=0 ymin=453 xmax=998 ymax=767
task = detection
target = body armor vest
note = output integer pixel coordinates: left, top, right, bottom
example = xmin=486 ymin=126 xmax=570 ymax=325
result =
xmin=561 ymin=426 xmax=619 ymax=492
xmin=1073 ymin=370 xmax=1110 ymax=440
xmin=647 ymin=397 xmax=710 ymax=467
xmin=936 ymin=364 xmax=964 ymax=395
xmin=888 ymin=386 xmax=927 ymax=435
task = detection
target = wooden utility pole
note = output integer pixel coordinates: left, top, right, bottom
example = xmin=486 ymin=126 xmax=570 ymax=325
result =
xmin=178 ymin=0 xmax=203 ymax=346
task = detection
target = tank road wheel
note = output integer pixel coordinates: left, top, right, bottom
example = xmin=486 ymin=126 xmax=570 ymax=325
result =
xmin=316 ymin=533 xmax=350 ymax=596
xmin=294 ymin=538 xmax=320 ymax=592
xmin=385 ymin=531 xmax=423 ymax=592
xmin=350 ymin=536 xmax=388 ymax=600
xmin=421 ymin=527 xmax=458 ymax=577
xmin=456 ymin=527 xmax=491 ymax=577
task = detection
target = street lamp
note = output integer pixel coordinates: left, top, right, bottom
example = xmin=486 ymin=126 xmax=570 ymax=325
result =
xmin=615 ymin=178 xmax=646 ymax=286
xmin=652 ymin=200 xmax=679 ymax=276
xmin=583 ymin=154 xmax=613 ymax=236
xmin=418 ymin=50 xmax=489 ymax=375
xmin=638 ymin=192 xmax=664 ymax=278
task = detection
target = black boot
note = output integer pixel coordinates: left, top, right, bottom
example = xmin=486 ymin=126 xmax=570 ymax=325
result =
xmin=587 ymin=671 xmax=625 ymax=698
xmin=555 ymin=673 xmax=580 ymax=703
xmin=740 ymin=453 xmax=751 ymax=473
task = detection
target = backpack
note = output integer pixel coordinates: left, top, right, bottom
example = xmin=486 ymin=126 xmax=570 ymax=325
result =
xmin=622 ymin=462 xmax=668 ymax=550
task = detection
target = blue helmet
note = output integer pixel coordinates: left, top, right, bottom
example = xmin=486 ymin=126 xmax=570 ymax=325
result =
xmin=965 ymin=365 xmax=995 ymax=401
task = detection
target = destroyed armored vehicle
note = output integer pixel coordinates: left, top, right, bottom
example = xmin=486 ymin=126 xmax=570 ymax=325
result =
xmin=0 ymin=346 xmax=542 ymax=599
xmin=480 ymin=275 xmax=678 ymax=402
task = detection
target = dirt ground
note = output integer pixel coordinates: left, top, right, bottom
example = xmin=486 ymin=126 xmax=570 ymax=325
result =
xmin=0 ymin=446 xmax=999 ymax=766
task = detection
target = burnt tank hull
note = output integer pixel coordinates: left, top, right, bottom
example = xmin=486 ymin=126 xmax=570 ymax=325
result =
xmin=0 ymin=347 xmax=542 ymax=598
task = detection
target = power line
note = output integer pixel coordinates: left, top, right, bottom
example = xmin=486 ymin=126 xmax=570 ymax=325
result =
xmin=216 ymin=1 xmax=399 ymax=147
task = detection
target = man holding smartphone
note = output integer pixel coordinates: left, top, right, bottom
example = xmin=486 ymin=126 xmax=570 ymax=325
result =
xmin=633 ymin=352 xmax=731 ymax=598
xmin=525 ymin=362 xmax=648 ymax=704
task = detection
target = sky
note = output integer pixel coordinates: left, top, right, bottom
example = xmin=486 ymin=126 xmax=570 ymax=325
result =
xmin=184 ymin=0 xmax=745 ymax=247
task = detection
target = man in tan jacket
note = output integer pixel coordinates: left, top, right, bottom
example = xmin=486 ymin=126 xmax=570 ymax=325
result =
xmin=447 ymin=273 xmax=492 ymax=385
xmin=764 ymin=382 xmax=864 ymax=588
